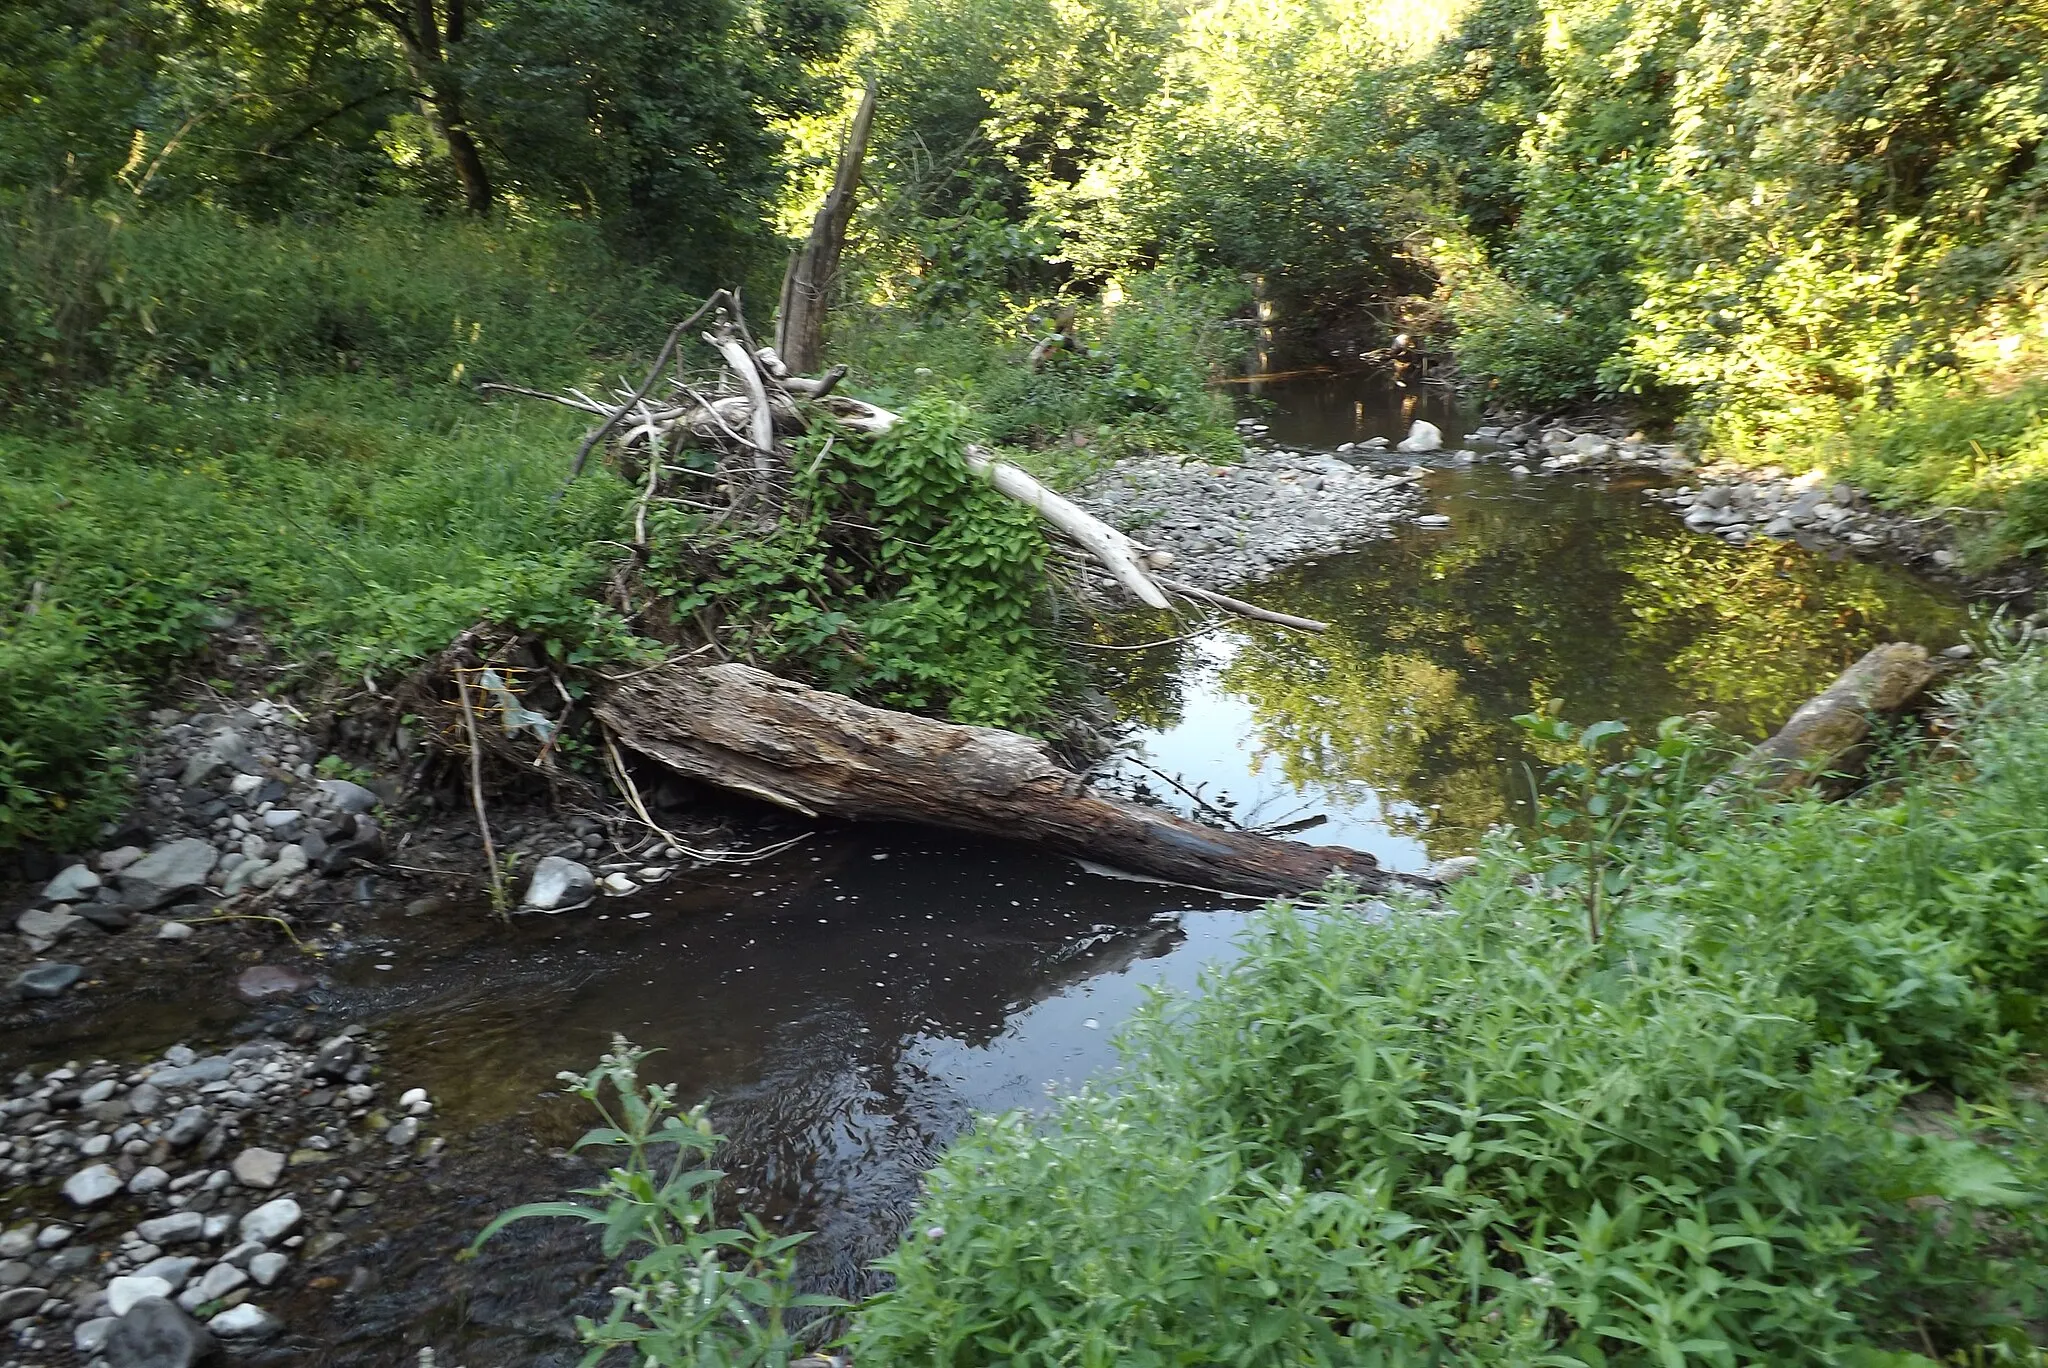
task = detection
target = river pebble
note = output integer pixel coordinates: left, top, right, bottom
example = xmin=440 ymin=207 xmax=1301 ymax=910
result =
xmin=0 ymin=1029 xmax=437 ymax=1352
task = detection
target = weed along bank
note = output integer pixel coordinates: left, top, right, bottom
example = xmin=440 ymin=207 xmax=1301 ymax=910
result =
xmin=6 ymin=0 xmax=2048 ymax=1359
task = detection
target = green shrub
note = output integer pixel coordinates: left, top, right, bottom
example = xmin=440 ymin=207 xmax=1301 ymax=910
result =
xmin=854 ymin=651 xmax=2048 ymax=1365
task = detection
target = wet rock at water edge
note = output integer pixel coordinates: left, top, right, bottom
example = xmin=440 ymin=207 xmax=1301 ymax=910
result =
xmin=12 ymin=961 xmax=85 ymax=998
xmin=1395 ymin=420 xmax=1443 ymax=453
xmin=209 ymin=1301 xmax=282 ymax=1340
xmin=522 ymin=855 xmax=595 ymax=912
xmin=235 ymin=963 xmax=315 ymax=1001
xmin=105 ymin=1296 xmax=217 ymax=1368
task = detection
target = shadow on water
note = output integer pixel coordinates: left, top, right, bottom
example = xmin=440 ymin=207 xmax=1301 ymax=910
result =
xmin=0 ymin=369 xmax=1972 ymax=1363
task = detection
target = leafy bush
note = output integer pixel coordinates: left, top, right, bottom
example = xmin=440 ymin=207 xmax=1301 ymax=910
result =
xmin=649 ymin=399 xmax=1057 ymax=727
xmin=854 ymin=650 xmax=2048 ymax=1365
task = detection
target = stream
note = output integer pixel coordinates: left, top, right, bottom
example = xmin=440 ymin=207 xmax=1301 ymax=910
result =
xmin=0 ymin=373 xmax=1971 ymax=1364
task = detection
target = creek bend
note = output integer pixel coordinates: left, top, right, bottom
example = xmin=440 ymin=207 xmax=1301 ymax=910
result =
xmin=0 ymin=373 xmax=1969 ymax=1365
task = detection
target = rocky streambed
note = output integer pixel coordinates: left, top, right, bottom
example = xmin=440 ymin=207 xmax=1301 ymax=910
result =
xmin=0 ymin=1028 xmax=439 ymax=1366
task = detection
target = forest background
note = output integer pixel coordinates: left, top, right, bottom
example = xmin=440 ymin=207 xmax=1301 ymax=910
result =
xmin=3 ymin=0 xmax=2047 ymax=849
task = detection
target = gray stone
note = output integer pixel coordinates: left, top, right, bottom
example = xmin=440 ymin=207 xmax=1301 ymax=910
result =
xmin=12 ymin=961 xmax=84 ymax=997
xmin=207 ymin=1302 xmax=280 ymax=1339
xmin=81 ymin=1077 xmax=118 ymax=1105
xmin=316 ymin=779 xmax=380 ymax=814
xmin=179 ymin=1262 xmax=245 ymax=1309
xmin=132 ymin=1257 xmax=197 ymax=1292
xmin=1394 ymin=420 xmax=1442 ymax=454
xmin=233 ymin=964 xmax=314 ymax=1001
xmin=229 ymin=1148 xmax=284 ymax=1189
xmin=248 ymin=843 xmax=307 ymax=890
xmin=384 ymin=1116 xmax=419 ymax=1147
xmin=107 ymin=1276 xmax=174 ymax=1318
xmin=116 ymin=839 xmax=219 ymax=910
xmin=311 ymin=1035 xmax=357 ymax=1078
xmin=236 ymin=1199 xmax=301 ymax=1247
xmin=17 ymin=906 xmax=83 ymax=945
xmin=258 ymin=808 xmax=303 ymax=834
xmin=1762 ymin=516 xmax=1797 ymax=539
xmin=246 ymin=1252 xmax=287 ymax=1288
xmin=41 ymin=863 xmax=101 ymax=903
xmin=156 ymin=922 xmax=195 ymax=942
xmin=155 ymin=1057 xmax=232 ymax=1090
xmin=63 ymin=1163 xmax=124 ymax=1208
xmin=135 ymin=1212 xmax=205 ymax=1246
xmin=38 ymin=1223 xmax=72 ymax=1248
xmin=105 ymin=1296 xmax=215 ymax=1368
xmin=522 ymin=856 xmax=595 ymax=912
xmin=0 ymin=1284 xmax=45 ymax=1319
xmin=74 ymin=1315 xmax=116 ymax=1354
xmin=0 ymin=1260 xmax=28 ymax=1288
xmin=179 ymin=729 xmax=254 ymax=788
xmin=127 ymin=1084 xmax=164 ymax=1116
xmin=128 ymin=1166 xmax=171 ymax=1195
xmin=0 ymin=1229 xmax=32 ymax=1260
xmin=98 ymin=846 xmax=146 ymax=874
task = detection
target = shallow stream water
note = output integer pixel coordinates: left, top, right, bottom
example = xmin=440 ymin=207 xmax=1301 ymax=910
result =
xmin=0 ymin=372 xmax=1972 ymax=1363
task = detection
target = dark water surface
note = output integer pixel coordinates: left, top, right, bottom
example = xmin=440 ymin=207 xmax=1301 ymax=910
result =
xmin=0 ymin=374 xmax=1971 ymax=1362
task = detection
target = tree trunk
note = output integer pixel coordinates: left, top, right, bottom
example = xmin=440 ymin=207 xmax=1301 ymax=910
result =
xmin=376 ymin=0 xmax=494 ymax=214
xmin=1731 ymin=642 xmax=1940 ymax=792
xmin=596 ymin=662 xmax=1388 ymax=898
xmin=776 ymin=81 xmax=877 ymax=375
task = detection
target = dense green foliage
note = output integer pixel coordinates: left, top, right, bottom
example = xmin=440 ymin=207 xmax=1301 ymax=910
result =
xmin=853 ymin=648 xmax=2048 ymax=1364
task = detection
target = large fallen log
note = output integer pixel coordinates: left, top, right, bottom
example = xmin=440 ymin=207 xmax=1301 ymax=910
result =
xmin=1730 ymin=642 xmax=1940 ymax=792
xmin=595 ymin=662 xmax=1388 ymax=897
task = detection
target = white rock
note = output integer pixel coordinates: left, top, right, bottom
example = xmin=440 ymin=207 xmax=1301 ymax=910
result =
xmin=1395 ymin=420 xmax=1443 ymax=454
xmin=128 ymin=1165 xmax=171 ymax=1195
xmin=238 ymin=1198 xmax=302 ymax=1246
xmin=230 ymin=1147 xmax=286 ymax=1189
xmin=398 ymin=1088 xmax=428 ymax=1108
xmin=107 ymin=1274 xmax=174 ymax=1317
xmin=249 ymin=843 xmax=307 ymax=889
xmin=522 ymin=856 xmax=595 ymax=912
xmin=601 ymin=872 xmax=639 ymax=895
xmin=208 ymin=1302 xmax=282 ymax=1339
xmin=247 ymin=1251 xmax=289 ymax=1287
xmin=157 ymin=921 xmax=196 ymax=941
xmin=1412 ymin=514 xmax=1451 ymax=528
xmin=62 ymin=1163 xmax=124 ymax=1208
xmin=80 ymin=1078 xmax=118 ymax=1105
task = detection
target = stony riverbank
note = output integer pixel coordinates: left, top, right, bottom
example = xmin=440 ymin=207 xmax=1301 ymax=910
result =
xmin=0 ymin=1027 xmax=437 ymax=1365
xmin=1072 ymin=440 xmax=1427 ymax=585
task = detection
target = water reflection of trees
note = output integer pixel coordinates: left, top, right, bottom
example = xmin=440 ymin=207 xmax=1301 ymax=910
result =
xmin=1112 ymin=472 xmax=1965 ymax=855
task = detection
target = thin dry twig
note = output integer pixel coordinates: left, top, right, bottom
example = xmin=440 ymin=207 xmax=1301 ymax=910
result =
xmin=456 ymin=669 xmax=507 ymax=915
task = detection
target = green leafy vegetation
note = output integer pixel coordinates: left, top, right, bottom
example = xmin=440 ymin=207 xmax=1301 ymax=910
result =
xmin=472 ymin=1040 xmax=843 ymax=1366
xmin=853 ymin=645 xmax=2048 ymax=1364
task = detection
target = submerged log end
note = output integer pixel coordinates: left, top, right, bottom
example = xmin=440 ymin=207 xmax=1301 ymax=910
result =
xmin=1733 ymin=641 xmax=1940 ymax=792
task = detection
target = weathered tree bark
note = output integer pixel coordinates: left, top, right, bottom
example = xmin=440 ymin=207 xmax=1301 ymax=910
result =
xmin=775 ymin=82 xmax=877 ymax=375
xmin=1730 ymin=642 xmax=1940 ymax=792
xmin=596 ymin=662 xmax=1387 ymax=897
